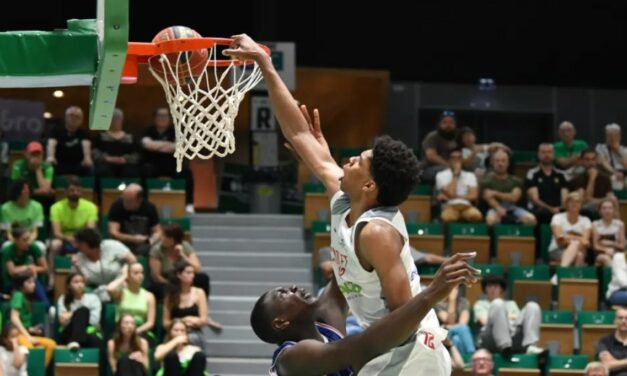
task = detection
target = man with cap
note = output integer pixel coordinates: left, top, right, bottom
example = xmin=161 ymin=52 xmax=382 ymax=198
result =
xmin=472 ymin=274 xmax=543 ymax=358
xmin=11 ymin=141 xmax=54 ymax=196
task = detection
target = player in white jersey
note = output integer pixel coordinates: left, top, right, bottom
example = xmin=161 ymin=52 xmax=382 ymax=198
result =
xmin=249 ymin=253 xmax=478 ymax=376
xmin=226 ymin=35 xmax=452 ymax=375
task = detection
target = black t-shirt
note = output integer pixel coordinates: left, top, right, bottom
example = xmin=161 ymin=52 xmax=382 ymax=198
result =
xmin=597 ymin=334 xmax=627 ymax=376
xmin=142 ymin=125 xmax=176 ymax=171
xmin=525 ymin=166 xmax=567 ymax=208
xmin=93 ymin=132 xmax=139 ymax=162
xmin=569 ymin=170 xmax=613 ymax=199
xmin=52 ymin=127 xmax=88 ymax=163
xmin=421 ymin=130 xmax=458 ymax=167
xmin=108 ymin=198 xmax=159 ymax=237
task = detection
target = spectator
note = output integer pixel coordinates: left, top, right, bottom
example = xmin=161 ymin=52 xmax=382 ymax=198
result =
xmin=585 ymin=362 xmax=609 ymax=376
xmin=598 ymin=307 xmax=627 ymax=376
xmin=72 ymin=228 xmax=136 ymax=301
xmin=0 ymin=179 xmax=45 ymax=252
xmin=481 ymin=149 xmax=537 ymax=226
xmin=108 ymin=183 xmax=161 ymax=256
xmin=420 ymin=110 xmax=459 ymax=183
xmin=526 ymin=143 xmax=568 ymax=224
xmin=46 ymin=106 xmax=93 ymax=176
xmin=92 ymin=108 xmax=140 ymax=178
xmin=434 ymin=286 xmax=475 ymax=354
xmin=554 ymin=121 xmax=588 ymax=177
xmin=606 ymin=246 xmax=627 ymax=306
xmin=473 ymin=275 xmax=543 ymax=357
xmin=596 ymin=123 xmax=627 ymax=188
xmin=471 ymin=349 xmax=495 ymax=376
xmin=107 ymin=314 xmax=149 ymax=376
xmin=149 ymin=224 xmax=210 ymax=301
xmin=592 ymin=199 xmax=625 ymax=267
xmin=10 ymin=142 xmax=54 ymax=198
xmin=107 ymin=263 xmax=157 ymax=347
xmin=3 ymin=226 xmax=49 ymax=307
xmin=0 ymin=324 xmax=28 ymax=376
xmin=49 ymin=176 xmax=98 ymax=283
xmin=436 ymin=148 xmax=482 ymax=223
xmin=548 ymin=192 xmax=591 ymax=267
xmin=569 ymin=149 xmax=617 ymax=220
xmin=9 ymin=271 xmax=56 ymax=367
xmin=458 ymin=127 xmax=510 ymax=178
xmin=141 ymin=107 xmax=195 ymax=213
xmin=57 ymin=273 xmax=103 ymax=350
xmin=163 ymin=262 xmax=221 ymax=354
xmin=154 ymin=319 xmax=206 ymax=376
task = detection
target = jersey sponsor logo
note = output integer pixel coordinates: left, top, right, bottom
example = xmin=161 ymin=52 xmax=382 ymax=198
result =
xmin=330 ymin=247 xmax=348 ymax=277
xmin=338 ymin=281 xmax=363 ymax=295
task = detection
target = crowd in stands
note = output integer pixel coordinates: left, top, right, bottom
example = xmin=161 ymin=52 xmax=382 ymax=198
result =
xmin=0 ymin=105 xmax=214 ymax=376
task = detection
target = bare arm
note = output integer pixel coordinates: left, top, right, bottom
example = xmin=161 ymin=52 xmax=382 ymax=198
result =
xmin=357 ymin=221 xmax=412 ymax=312
xmin=46 ymin=139 xmax=57 ymax=162
xmin=108 ymin=221 xmax=143 ymax=244
xmin=425 ymin=148 xmax=448 ymax=166
xmin=274 ymin=253 xmax=479 ymax=375
xmin=458 ymin=309 xmax=470 ymax=325
xmin=10 ymin=309 xmax=32 ymax=340
xmin=224 ymin=35 xmax=342 ymax=199
xmin=600 ymin=350 xmax=627 ymax=371
xmin=162 ymin=296 xmax=172 ymax=330
xmin=528 ymin=187 xmax=553 ymax=210
xmin=33 ymin=167 xmax=52 ymax=194
xmin=149 ymin=224 xmax=162 ymax=245
xmin=33 ymin=256 xmax=48 ymax=274
xmin=81 ymin=139 xmax=93 ymax=162
xmin=179 ymin=251 xmax=202 ymax=273
xmin=141 ymin=137 xmax=176 ymax=153
xmin=52 ymin=221 xmax=72 ymax=242
xmin=106 ymin=265 xmax=128 ymax=302
xmin=107 ymin=340 xmax=117 ymax=373
xmin=136 ymin=293 xmax=156 ymax=334
xmin=11 ymin=340 xmax=26 ymax=369
xmin=149 ymin=257 xmax=168 ymax=284
xmin=154 ymin=336 xmax=185 ymax=363
xmin=494 ymin=187 xmax=522 ymax=203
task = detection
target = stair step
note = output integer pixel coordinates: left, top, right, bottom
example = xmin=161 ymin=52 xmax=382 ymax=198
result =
xmin=206 ymin=325 xmax=258 ymax=341
xmin=212 ymin=281 xmax=314 ymax=297
xmin=211 ymin=311 xmax=259 ymax=326
xmin=198 ymin=252 xmax=311 ymax=268
xmin=194 ymin=238 xmax=305 ymax=252
xmin=210 ymin=296 xmax=258 ymax=312
xmin=193 ymin=226 xmax=303 ymax=240
xmin=205 ymin=339 xmax=275 ymax=358
xmin=207 ymin=357 xmax=270 ymax=375
xmin=192 ymin=214 xmax=303 ymax=227
xmin=204 ymin=267 xmax=311 ymax=283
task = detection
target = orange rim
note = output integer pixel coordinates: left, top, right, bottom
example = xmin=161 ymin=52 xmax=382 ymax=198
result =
xmin=122 ymin=37 xmax=270 ymax=83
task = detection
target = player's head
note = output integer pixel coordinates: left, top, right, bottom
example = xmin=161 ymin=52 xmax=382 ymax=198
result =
xmin=250 ymin=286 xmax=317 ymax=344
xmin=340 ymin=135 xmax=420 ymax=207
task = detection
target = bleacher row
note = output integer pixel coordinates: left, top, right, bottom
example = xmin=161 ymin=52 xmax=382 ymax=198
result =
xmin=303 ymin=173 xmax=627 ymax=375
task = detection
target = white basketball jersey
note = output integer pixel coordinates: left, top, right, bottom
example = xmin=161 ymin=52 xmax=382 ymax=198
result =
xmin=329 ymin=191 xmax=440 ymax=330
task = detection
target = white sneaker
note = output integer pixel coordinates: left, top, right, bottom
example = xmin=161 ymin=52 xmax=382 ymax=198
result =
xmin=526 ymin=344 xmax=545 ymax=355
xmin=67 ymin=341 xmax=80 ymax=351
xmin=48 ymin=306 xmax=56 ymax=322
xmin=185 ymin=204 xmax=195 ymax=214
xmin=550 ymin=274 xmax=558 ymax=286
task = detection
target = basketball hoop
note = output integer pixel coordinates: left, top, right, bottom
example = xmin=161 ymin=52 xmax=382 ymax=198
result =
xmin=124 ymin=37 xmax=270 ymax=171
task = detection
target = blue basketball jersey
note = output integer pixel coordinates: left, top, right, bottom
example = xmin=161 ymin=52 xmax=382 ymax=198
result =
xmin=269 ymin=322 xmax=353 ymax=376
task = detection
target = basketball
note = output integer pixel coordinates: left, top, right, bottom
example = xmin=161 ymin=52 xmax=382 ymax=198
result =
xmin=149 ymin=26 xmax=209 ymax=83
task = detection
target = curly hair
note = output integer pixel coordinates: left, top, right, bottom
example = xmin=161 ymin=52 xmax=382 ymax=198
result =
xmin=370 ymin=135 xmax=420 ymax=206
xmin=250 ymin=291 xmax=280 ymax=344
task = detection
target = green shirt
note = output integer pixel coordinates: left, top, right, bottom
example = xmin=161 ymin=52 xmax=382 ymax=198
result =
xmin=10 ymin=159 xmax=54 ymax=190
xmin=117 ymin=287 xmax=149 ymax=325
xmin=3 ymin=243 xmax=44 ymax=287
xmin=10 ymin=291 xmax=32 ymax=328
xmin=553 ymin=139 xmax=589 ymax=160
xmin=480 ymin=172 xmax=523 ymax=194
xmin=50 ymin=198 xmax=98 ymax=236
xmin=473 ymin=299 xmax=520 ymax=325
xmin=0 ymin=200 xmax=44 ymax=231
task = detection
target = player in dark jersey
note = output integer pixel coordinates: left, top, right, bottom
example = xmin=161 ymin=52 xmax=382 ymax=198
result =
xmin=251 ymin=252 xmax=479 ymax=376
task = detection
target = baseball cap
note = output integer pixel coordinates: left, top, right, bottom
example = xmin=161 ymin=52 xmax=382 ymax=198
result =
xmin=26 ymin=141 xmax=43 ymax=154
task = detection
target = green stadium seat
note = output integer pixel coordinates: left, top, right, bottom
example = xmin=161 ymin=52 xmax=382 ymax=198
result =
xmin=548 ymin=354 xmax=588 ymax=374
xmin=540 ymin=311 xmax=575 ymax=355
xmin=449 ymin=223 xmax=490 ymax=263
xmin=557 ymin=267 xmax=598 ymax=311
xmin=579 ymin=311 xmax=615 ymax=358
xmin=508 ymin=265 xmax=551 ymax=309
xmin=26 ymin=348 xmax=45 ymax=376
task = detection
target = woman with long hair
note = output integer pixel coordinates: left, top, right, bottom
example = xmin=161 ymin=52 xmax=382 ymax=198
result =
xmin=163 ymin=262 xmax=221 ymax=353
xmin=107 ymin=262 xmax=157 ymax=346
xmin=154 ymin=319 xmax=206 ymax=376
xmin=9 ymin=271 xmax=56 ymax=367
xmin=57 ymin=272 xmax=103 ymax=349
xmin=107 ymin=313 xmax=149 ymax=376
xmin=149 ymin=223 xmax=210 ymax=300
xmin=0 ymin=323 xmax=28 ymax=376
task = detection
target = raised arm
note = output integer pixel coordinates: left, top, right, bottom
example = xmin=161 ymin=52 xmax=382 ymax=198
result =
xmin=275 ymin=253 xmax=479 ymax=376
xmin=224 ymin=34 xmax=342 ymax=198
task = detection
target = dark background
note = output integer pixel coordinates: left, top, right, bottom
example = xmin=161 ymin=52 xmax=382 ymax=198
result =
xmin=2 ymin=1 xmax=626 ymax=88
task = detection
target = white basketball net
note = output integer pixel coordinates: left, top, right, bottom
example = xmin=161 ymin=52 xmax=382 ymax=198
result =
xmin=148 ymin=45 xmax=263 ymax=171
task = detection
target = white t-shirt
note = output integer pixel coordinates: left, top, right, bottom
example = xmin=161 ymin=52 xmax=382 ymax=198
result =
xmin=0 ymin=346 xmax=29 ymax=376
xmin=549 ymin=213 xmax=592 ymax=251
xmin=435 ymin=169 xmax=478 ymax=206
xmin=596 ymin=143 xmax=627 ymax=170
xmin=73 ymin=239 xmax=131 ymax=286
xmin=592 ymin=219 xmax=623 ymax=243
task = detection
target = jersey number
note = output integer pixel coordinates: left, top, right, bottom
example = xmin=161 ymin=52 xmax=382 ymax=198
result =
xmin=423 ymin=332 xmax=435 ymax=350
